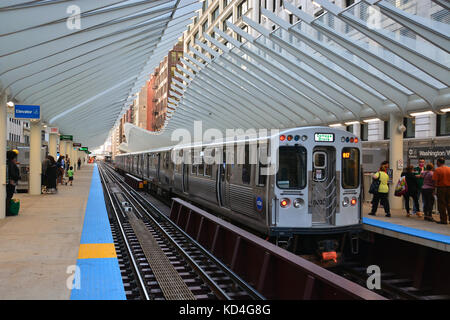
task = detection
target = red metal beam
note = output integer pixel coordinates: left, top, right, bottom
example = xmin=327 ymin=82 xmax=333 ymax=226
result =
xmin=169 ymin=198 xmax=385 ymax=300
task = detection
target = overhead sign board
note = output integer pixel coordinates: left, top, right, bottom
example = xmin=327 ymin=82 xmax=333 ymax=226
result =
xmin=408 ymin=146 xmax=450 ymax=160
xmin=14 ymin=105 xmax=40 ymax=120
xmin=60 ymin=135 xmax=73 ymax=141
xmin=73 ymin=143 xmax=81 ymax=147
xmin=48 ymin=127 xmax=59 ymax=134
xmin=79 ymin=147 xmax=88 ymax=151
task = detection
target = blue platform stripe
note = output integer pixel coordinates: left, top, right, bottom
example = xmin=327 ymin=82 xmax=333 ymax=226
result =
xmin=80 ymin=163 xmax=113 ymax=244
xmin=363 ymin=217 xmax=450 ymax=245
xmin=71 ymin=163 xmax=126 ymax=300
xmin=70 ymin=258 xmax=126 ymax=300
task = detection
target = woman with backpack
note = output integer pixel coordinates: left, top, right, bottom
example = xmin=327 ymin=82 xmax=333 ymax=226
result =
xmin=369 ymin=162 xmax=391 ymax=217
xmin=401 ymin=165 xmax=422 ymax=218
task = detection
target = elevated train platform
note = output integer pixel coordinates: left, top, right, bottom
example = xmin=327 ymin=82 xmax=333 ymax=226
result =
xmin=362 ymin=204 xmax=450 ymax=252
xmin=0 ymin=163 xmax=124 ymax=300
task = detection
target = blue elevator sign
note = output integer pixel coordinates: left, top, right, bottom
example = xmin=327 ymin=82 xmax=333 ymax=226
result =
xmin=14 ymin=105 xmax=40 ymax=120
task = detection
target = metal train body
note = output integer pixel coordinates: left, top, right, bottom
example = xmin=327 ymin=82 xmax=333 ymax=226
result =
xmin=115 ymin=127 xmax=362 ymax=242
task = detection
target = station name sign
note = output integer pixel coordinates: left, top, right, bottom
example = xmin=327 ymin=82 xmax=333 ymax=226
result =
xmin=408 ymin=146 xmax=450 ymax=160
xmin=60 ymin=135 xmax=73 ymax=141
xmin=79 ymin=147 xmax=88 ymax=151
xmin=14 ymin=105 xmax=40 ymax=120
xmin=73 ymin=143 xmax=81 ymax=147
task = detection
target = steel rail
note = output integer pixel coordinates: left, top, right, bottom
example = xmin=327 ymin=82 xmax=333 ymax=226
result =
xmin=97 ymin=165 xmax=150 ymax=300
xmin=101 ymin=162 xmax=265 ymax=300
xmin=101 ymin=163 xmax=232 ymax=300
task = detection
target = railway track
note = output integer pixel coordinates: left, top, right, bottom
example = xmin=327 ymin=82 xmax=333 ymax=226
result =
xmin=99 ymin=162 xmax=264 ymax=300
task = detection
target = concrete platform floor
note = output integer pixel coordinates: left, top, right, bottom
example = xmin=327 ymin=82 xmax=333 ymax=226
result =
xmin=363 ymin=202 xmax=450 ymax=236
xmin=0 ymin=164 xmax=94 ymax=299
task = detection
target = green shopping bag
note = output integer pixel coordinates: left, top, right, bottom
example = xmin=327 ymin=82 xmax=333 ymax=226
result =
xmin=8 ymin=199 xmax=20 ymax=216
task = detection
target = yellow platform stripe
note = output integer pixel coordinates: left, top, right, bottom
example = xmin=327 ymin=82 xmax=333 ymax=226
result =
xmin=77 ymin=243 xmax=117 ymax=259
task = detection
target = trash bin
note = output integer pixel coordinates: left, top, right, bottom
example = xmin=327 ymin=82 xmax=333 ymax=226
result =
xmin=8 ymin=198 xmax=20 ymax=216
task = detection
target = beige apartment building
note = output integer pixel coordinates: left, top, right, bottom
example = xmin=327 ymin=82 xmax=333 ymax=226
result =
xmin=183 ymin=0 xmax=449 ymax=169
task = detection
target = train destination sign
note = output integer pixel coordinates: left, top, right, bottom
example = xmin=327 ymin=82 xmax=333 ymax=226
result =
xmin=60 ymin=135 xmax=73 ymax=141
xmin=314 ymin=133 xmax=334 ymax=142
xmin=14 ymin=105 xmax=40 ymax=120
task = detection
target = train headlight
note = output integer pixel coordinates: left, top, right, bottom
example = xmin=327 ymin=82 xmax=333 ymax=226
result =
xmin=342 ymin=197 xmax=350 ymax=207
xmin=293 ymin=198 xmax=304 ymax=208
xmin=351 ymin=197 xmax=357 ymax=206
xmin=280 ymin=199 xmax=290 ymax=208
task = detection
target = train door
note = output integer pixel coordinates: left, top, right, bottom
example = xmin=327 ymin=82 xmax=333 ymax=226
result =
xmin=217 ymin=149 xmax=230 ymax=209
xmin=156 ymin=153 xmax=160 ymax=181
xmin=310 ymin=147 xmax=337 ymax=225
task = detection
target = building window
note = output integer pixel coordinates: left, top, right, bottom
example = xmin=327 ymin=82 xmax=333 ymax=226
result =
xmin=223 ymin=13 xmax=232 ymax=31
xmin=202 ymin=0 xmax=207 ymax=12
xmin=384 ymin=120 xmax=390 ymax=140
xmin=272 ymin=0 xmax=275 ymax=12
xmin=202 ymin=19 xmax=208 ymax=33
xmin=345 ymin=0 xmax=355 ymax=7
xmin=223 ymin=0 xmax=229 ymax=8
xmin=437 ymin=113 xmax=450 ymax=136
xmin=237 ymin=0 xmax=248 ymax=18
xmin=404 ymin=117 xmax=415 ymax=138
xmin=212 ymin=6 xmax=219 ymax=22
xmin=360 ymin=123 xmax=368 ymax=141
xmin=194 ymin=31 xmax=199 ymax=40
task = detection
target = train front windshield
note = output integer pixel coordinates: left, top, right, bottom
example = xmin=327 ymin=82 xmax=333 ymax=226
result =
xmin=276 ymin=146 xmax=307 ymax=190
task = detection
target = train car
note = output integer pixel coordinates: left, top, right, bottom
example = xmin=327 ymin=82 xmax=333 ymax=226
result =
xmin=115 ymin=127 xmax=362 ymax=260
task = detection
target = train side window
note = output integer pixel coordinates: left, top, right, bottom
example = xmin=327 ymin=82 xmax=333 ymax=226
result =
xmin=198 ymin=159 xmax=205 ymax=176
xmin=342 ymin=147 xmax=360 ymax=189
xmin=242 ymin=144 xmax=251 ymax=185
xmin=256 ymin=144 xmax=268 ymax=186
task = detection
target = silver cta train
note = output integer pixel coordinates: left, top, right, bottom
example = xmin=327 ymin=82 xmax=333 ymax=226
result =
xmin=115 ymin=127 xmax=362 ymax=258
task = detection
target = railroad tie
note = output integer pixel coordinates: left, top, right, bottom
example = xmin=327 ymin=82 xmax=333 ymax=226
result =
xmin=127 ymin=214 xmax=196 ymax=300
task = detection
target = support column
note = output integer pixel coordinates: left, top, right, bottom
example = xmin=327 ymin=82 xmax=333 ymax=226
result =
xmin=389 ymin=113 xmax=404 ymax=210
xmin=0 ymin=92 xmax=7 ymax=219
xmin=49 ymin=132 xmax=58 ymax=159
xmin=59 ymin=140 xmax=66 ymax=160
xmin=29 ymin=121 xmax=42 ymax=195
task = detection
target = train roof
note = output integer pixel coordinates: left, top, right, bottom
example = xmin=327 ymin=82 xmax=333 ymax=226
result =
xmin=116 ymin=126 xmax=355 ymax=156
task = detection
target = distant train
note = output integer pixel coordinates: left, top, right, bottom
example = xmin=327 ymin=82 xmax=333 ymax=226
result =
xmin=115 ymin=127 xmax=362 ymax=259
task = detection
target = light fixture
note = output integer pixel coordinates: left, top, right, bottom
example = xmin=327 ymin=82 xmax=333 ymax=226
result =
xmin=345 ymin=121 xmax=360 ymax=125
xmin=328 ymin=123 xmax=342 ymax=127
xmin=441 ymin=108 xmax=450 ymax=113
xmin=410 ymin=111 xmax=433 ymax=117
xmin=363 ymin=118 xmax=380 ymax=123
xmin=7 ymin=101 xmax=14 ymax=107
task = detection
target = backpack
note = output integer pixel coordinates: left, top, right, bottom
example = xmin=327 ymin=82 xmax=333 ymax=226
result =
xmin=369 ymin=173 xmax=381 ymax=194
xmin=394 ymin=176 xmax=408 ymax=197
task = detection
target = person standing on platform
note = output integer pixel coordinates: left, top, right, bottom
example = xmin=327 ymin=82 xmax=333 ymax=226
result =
xmin=402 ymin=165 xmax=421 ymax=218
xmin=420 ymin=163 xmax=435 ymax=222
xmin=46 ymin=156 xmax=58 ymax=193
xmin=41 ymin=155 xmax=50 ymax=192
xmin=56 ymin=155 xmax=65 ymax=185
xmin=67 ymin=166 xmax=74 ymax=186
xmin=77 ymin=158 xmax=81 ymax=170
xmin=6 ymin=150 xmax=20 ymax=215
xmin=369 ymin=162 xmax=391 ymax=217
xmin=414 ymin=158 xmax=426 ymax=214
xmin=432 ymin=158 xmax=450 ymax=225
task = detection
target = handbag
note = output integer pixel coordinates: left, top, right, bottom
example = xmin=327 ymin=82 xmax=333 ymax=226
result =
xmin=369 ymin=173 xmax=381 ymax=194
xmin=394 ymin=176 xmax=408 ymax=197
